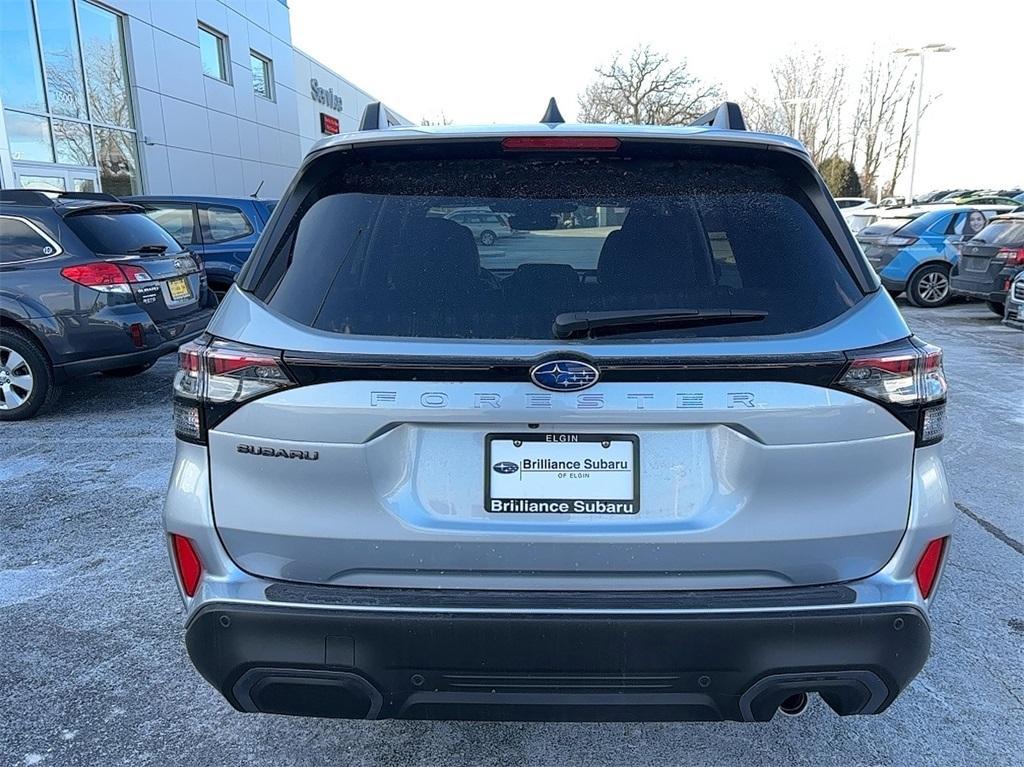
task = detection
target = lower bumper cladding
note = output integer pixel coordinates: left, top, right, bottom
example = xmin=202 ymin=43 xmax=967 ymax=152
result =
xmin=185 ymin=600 xmax=929 ymax=722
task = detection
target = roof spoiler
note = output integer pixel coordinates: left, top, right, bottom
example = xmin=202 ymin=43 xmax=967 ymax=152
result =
xmin=689 ymin=102 xmax=747 ymax=131
xmin=358 ymin=101 xmax=400 ymax=131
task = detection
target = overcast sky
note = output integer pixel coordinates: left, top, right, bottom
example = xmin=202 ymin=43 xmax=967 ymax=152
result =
xmin=290 ymin=0 xmax=1023 ymax=195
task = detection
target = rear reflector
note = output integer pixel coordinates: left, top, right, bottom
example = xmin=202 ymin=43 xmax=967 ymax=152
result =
xmin=915 ymin=537 xmax=947 ymax=599
xmin=171 ymin=534 xmax=203 ymax=597
xmin=501 ymin=136 xmax=621 ymax=151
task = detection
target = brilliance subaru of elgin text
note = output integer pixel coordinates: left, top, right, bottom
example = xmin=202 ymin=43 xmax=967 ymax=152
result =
xmin=163 ymin=100 xmax=953 ymax=723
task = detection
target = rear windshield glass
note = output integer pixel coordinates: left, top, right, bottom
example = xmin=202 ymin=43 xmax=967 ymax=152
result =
xmin=66 ymin=209 xmax=184 ymax=255
xmin=971 ymin=219 xmax=1024 ymax=246
xmin=256 ymin=156 xmax=862 ymax=341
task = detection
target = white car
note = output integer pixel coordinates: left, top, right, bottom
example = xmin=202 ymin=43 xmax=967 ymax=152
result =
xmin=443 ymin=209 xmax=512 ymax=246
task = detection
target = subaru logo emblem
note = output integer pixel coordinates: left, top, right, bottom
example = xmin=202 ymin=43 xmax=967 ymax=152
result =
xmin=492 ymin=461 xmax=519 ymax=474
xmin=529 ymin=359 xmax=600 ymax=392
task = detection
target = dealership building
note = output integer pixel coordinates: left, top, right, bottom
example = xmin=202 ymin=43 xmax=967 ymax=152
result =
xmin=0 ymin=0 xmax=407 ymax=198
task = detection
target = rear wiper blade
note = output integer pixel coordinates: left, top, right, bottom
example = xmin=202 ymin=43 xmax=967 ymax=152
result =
xmin=552 ymin=309 xmax=768 ymax=339
xmin=126 ymin=244 xmax=169 ymax=254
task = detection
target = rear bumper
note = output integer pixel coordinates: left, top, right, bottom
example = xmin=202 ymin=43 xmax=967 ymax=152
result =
xmin=185 ymin=599 xmax=930 ymax=722
xmin=53 ymin=305 xmax=214 ymax=380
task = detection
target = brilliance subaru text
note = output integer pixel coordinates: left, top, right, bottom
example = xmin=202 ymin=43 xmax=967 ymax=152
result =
xmin=163 ymin=101 xmax=954 ymax=723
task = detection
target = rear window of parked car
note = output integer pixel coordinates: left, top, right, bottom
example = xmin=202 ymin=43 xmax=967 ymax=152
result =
xmin=254 ymin=155 xmax=862 ymax=341
xmin=65 ymin=208 xmax=183 ymax=255
xmin=971 ymin=218 xmax=1024 ymax=247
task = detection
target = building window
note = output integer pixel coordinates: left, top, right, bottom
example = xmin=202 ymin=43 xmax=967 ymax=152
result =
xmin=0 ymin=0 xmax=47 ymax=112
xmin=250 ymin=51 xmax=273 ymax=101
xmin=5 ymin=111 xmax=53 ymax=162
xmin=198 ymin=24 xmax=228 ymax=82
xmin=0 ymin=0 xmax=141 ymax=194
xmin=78 ymin=0 xmax=134 ymax=128
xmin=37 ymin=0 xmax=88 ymax=119
xmin=94 ymin=126 xmax=139 ymax=196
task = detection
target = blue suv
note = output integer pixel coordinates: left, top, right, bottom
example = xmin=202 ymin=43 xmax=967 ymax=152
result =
xmin=856 ymin=206 xmax=1009 ymax=307
xmin=127 ymin=196 xmax=276 ymax=298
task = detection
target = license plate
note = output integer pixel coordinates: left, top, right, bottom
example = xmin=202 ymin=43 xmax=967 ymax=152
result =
xmin=485 ymin=433 xmax=639 ymax=514
xmin=963 ymin=257 xmax=989 ymax=273
xmin=167 ymin=276 xmax=192 ymax=300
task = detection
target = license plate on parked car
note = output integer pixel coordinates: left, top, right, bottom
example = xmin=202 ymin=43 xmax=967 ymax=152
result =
xmin=485 ymin=433 xmax=639 ymax=514
xmin=167 ymin=277 xmax=192 ymax=301
xmin=963 ymin=257 xmax=989 ymax=273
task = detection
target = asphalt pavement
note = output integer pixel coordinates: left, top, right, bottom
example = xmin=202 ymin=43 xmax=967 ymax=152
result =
xmin=1 ymin=300 xmax=1022 ymax=767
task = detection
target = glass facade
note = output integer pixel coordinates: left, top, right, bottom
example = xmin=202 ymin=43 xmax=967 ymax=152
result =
xmin=1 ymin=0 xmax=140 ymax=193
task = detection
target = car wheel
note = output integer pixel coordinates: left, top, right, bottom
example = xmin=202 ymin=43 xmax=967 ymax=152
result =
xmin=480 ymin=230 xmax=497 ymax=246
xmin=100 ymin=362 xmax=155 ymax=378
xmin=907 ymin=265 xmax=952 ymax=308
xmin=0 ymin=328 xmax=59 ymax=421
xmin=986 ymin=300 xmax=1005 ymax=316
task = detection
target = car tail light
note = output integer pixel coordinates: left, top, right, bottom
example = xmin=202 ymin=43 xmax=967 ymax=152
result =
xmin=915 ymin=537 xmax=948 ymax=599
xmin=173 ymin=337 xmax=295 ymax=443
xmin=878 ymin=235 xmax=919 ymax=247
xmin=171 ymin=534 xmax=203 ymax=597
xmin=833 ymin=341 xmax=947 ymax=445
xmin=61 ymin=261 xmax=151 ymax=292
xmin=501 ymin=136 xmax=621 ymax=151
xmin=994 ymin=248 xmax=1024 ymax=266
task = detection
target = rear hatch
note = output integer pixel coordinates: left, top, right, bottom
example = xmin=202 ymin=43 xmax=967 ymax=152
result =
xmin=191 ymin=136 xmax=926 ymax=591
xmin=63 ymin=204 xmax=204 ymax=320
xmin=955 ymin=217 xmax=1024 ymax=290
xmin=856 ymin=217 xmax=917 ymax=270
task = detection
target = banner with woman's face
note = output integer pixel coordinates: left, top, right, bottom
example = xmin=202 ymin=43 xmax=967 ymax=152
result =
xmin=963 ymin=209 xmax=988 ymax=238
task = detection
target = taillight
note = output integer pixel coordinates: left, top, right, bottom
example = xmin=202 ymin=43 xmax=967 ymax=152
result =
xmin=173 ymin=337 xmax=294 ymax=443
xmin=915 ymin=537 xmax=948 ymax=599
xmin=833 ymin=341 xmax=947 ymax=445
xmin=994 ymin=248 xmax=1024 ymax=266
xmin=501 ymin=136 xmax=621 ymax=151
xmin=878 ymin=235 xmax=919 ymax=247
xmin=171 ymin=534 xmax=203 ymax=597
xmin=61 ymin=261 xmax=151 ymax=292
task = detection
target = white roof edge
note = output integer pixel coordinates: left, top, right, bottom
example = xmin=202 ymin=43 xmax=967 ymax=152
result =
xmin=308 ymin=122 xmax=808 ymax=155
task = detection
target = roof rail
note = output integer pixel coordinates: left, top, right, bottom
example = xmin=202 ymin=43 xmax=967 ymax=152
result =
xmin=0 ymin=189 xmax=54 ymax=206
xmin=689 ymin=102 xmax=747 ymax=131
xmin=358 ymin=101 xmax=400 ymax=131
xmin=540 ymin=97 xmax=564 ymax=124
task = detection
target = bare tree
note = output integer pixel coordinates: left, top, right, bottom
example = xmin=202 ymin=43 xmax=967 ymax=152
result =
xmin=420 ymin=111 xmax=453 ymax=126
xmin=742 ymin=50 xmax=846 ymax=165
xmin=848 ymin=53 xmax=916 ymax=200
xmin=577 ymin=45 xmax=722 ymax=125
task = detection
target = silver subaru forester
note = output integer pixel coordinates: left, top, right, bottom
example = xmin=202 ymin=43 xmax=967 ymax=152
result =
xmin=163 ymin=101 xmax=953 ymax=723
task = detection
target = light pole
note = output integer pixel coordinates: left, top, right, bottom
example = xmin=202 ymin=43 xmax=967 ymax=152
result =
xmin=895 ymin=43 xmax=955 ymax=204
xmin=782 ymin=97 xmax=816 ymax=145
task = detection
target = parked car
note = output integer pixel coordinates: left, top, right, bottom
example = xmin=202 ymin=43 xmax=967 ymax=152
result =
xmin=951 ymin=212 xmax=1024 ymax=315
xmin=857 ymin=205 xmax=1014 ymax=306
xmin=1003 ymin=270 xmax=1024 ymax=327
xmin=443 ymin=208 xmax=512 ymax=245
xmin=955 ymin=195 xmax=1022 ymax=207
xmin=126 ymin=195 xmax=276 ymax=298
xmin=0 ymin=190 xmax=215 ymax=420
xmin=834 ymin=196 xmax=872 ymax=210
xmin=164 ymin=103 xmax=953 ymax=723
xmin=1014 ymin=192 xmax=1024 ymax=204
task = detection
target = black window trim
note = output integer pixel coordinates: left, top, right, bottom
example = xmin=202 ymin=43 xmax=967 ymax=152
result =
xmin=0 ymin=214 xmax=64 ymax=262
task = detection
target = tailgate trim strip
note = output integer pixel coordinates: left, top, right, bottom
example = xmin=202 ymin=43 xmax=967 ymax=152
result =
xmin=264 ymin=582 xmax=857 ymax=610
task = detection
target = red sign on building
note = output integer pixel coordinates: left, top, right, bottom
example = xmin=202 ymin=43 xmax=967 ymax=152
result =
xmin=320 ymin=113 xmax=340 ymax=135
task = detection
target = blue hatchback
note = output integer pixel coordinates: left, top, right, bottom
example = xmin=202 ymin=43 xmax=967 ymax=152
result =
xmin=856 ymin=207 xmax=998 ymax=307
xmin=127 ymin=195 xmax=276 ymax=297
